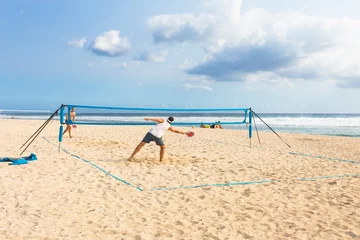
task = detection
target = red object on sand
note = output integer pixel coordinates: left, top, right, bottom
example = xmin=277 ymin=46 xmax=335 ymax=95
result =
xmin=72 ymin=125 xmax=77 ymax=129
xmin=186 ymin=131 xmax=194 ymax=137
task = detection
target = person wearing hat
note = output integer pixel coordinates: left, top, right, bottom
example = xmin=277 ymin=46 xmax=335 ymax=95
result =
xmin=128 ymin=116 xmax=187 ymax=162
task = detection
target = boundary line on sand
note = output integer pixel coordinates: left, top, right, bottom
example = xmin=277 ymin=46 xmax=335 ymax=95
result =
xmin=152 ymin=174 xmax=360 ymax=191
xmin=42 ymin=137 xmax=360 ymax=192
xmin=151 ymin=180 xmax=272 ymax=191
xmin=42 ymin=137 xmax=143 ymax=191
xmin=288 ymin=152 xmax=360 ymax=165
xmin=203 ymin=138 xmax=360 ymax=165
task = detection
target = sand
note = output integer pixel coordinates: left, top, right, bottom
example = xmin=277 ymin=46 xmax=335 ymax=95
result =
xmin=1 ymin=119 xmax=360 ymax=240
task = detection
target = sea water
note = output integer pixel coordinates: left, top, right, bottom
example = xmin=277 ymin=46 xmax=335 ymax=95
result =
xmin=1 ymin=112 xmax=360 ymax=138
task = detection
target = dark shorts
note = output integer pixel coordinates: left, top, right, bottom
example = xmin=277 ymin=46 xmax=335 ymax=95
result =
xmin=142 ymin=132 xmax=164 ymax=146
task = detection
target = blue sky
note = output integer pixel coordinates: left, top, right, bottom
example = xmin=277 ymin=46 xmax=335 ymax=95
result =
xmin=1 ymin=0 xmax=360 ymax=113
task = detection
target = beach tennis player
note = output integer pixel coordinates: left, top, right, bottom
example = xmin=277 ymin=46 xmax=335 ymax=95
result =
xmin=62 ymin=107 xmax=76 ymax=138
xmin=128 ymin=116 xmax=194 ymax=162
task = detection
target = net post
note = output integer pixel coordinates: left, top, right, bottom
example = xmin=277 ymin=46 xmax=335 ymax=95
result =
xmin=249 ymin=108 xmax=252 ymax=148
xmin=58 ymin=105 xmax=65 ymax=152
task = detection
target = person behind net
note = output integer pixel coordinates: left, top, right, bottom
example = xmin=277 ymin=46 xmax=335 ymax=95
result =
xmin=211 ymin=121 xmax=223 ymax=129
xmin=128 ymin=116 xmax=187 ymax=162
xmin=62 ymin=107 xmax=76 ymax=138
xmin=215 ymin=121 xmax=223 ymax=129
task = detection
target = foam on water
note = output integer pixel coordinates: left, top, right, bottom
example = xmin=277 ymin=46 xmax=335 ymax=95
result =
xmin=1 ymin=113 xmax=360 ymax=137
xmin=259 ymin=116 xmax=360 ymax=127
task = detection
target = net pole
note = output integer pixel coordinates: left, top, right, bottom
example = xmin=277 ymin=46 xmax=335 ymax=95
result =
xmin=249 ymin=108 xmax=252 ymax=148
xmin=58 ymin=105 xmax=66 ymax=152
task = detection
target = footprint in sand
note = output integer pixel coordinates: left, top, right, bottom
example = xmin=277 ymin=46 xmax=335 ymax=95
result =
xmin=155 ymin=232 xmax=173 ymax=238
xmin=103 ymin=229 xmax=117 ymax=235
xmin=86 ymin=221 xmax=102 ymax=228
xmin=216 ymin=211 xmax=224 ymax=217
xmin=243 ymin=188 xmax=252 ymax=197
xmin=175 ymin=220 xmax=184 ymax=226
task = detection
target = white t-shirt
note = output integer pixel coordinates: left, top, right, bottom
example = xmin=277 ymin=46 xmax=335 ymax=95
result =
xmin=149 ymin=121 xmax=170 ymax=138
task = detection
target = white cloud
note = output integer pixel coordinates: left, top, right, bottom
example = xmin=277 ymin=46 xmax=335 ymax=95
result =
xmin=147 ymin=13 xmax=217 ymax=43
xmin=180 ymin=58 xmax=197 ymax=70
xmin=113 ymin=62 xmax=129 ymax=68
xmin=112 ymin=60 xmax=140 ymax=69
xmin=145 ymin=0 xmax=360 ymax=88
xmin=171 ymin=1 xmax=360 ymax=88
xmin=68 ymin=37 xmax=87 ymax=48
xmin=188 ymin=75 xmax=212 ymax=83
xmin=204 ymin=0 xmax=241 ymax=24
xmin=133 ymin=50 xmax=168 ymax=62
xmin=161 ymin=103 xmax=169 ymax=108
xmin=90 ymin=30 xmax=131 ymax=57
xmin=184 ymin=83 xmax=213 ymax=91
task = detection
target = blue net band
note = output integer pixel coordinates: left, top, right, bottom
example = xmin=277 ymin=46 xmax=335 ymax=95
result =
xmin=59 ymin=104 xmax=253 ymax=139
xmin=66 ymin=121 xmax=246 ymax=126
xmin=65 ymin=104 xmax=249 ymax=112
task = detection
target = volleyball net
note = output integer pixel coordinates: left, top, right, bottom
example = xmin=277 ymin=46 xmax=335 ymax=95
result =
xmin=58 ymin=104 xmax=253 ymax=147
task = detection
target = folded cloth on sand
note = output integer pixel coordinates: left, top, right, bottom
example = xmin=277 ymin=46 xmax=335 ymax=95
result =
xmin=10 ymin=159 xmax=28 ymax=165
xmin=0 ymin=158 xmax=28 ymax=165
xmin=0 ymin=153 xmax=37 ymax=165
xmin=23 ymin=153 xmax=37 ymax=161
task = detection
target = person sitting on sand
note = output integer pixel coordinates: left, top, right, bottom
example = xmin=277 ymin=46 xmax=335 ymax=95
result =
xmin=62 ymin=107 xmax=76 ymax=138
xmin=215 ymin=121 xmax=223 ymax=129
xmin=128 ymin=116 xmax=187 ymax=162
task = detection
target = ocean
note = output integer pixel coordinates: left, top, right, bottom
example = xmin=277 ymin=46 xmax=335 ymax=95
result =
xmin=1 ymin=111 xmax=360 ymax=138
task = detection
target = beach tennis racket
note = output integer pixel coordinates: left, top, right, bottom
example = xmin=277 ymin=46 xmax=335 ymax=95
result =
xmin=72 ymin=125 xmax=77 ymax=129
xmin=186 ymin=131 xmax=194 ymax=137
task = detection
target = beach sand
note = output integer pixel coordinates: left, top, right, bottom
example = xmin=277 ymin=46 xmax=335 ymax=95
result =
xmin=1 ymin=119 xmax=360 ymax=240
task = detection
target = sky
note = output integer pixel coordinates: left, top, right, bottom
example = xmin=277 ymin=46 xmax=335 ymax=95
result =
xmin=1 ymin=0 xmax=360 ymax=113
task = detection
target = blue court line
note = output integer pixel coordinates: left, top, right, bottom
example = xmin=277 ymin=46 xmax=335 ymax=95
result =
xmin=151 ymin=180 xmax=272 ymax=191
xmin=152 ymin=140 xmax=360 ymax=191
xmin=203 ymin=138 xmax=360 ymax=166
xmin=42 ymin=137 xmax=143 ymax=191
xmin=297 ymin=174 xmax=360 ymax=181
xmin=42 ymin=137 xmax=360 ymax=192
xmin=288 ymin=152 xmax=360 ymax=165
xmin=152 ymin=173 xmax=360 ymax=191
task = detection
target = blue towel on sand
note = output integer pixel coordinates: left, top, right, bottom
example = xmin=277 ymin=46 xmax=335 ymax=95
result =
xmin=0 ymin=153 xmax=37 ymax=165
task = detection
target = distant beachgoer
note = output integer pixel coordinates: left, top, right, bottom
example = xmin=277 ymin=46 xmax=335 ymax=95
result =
xmin=210 ymin=121 xmax=223 ymax=129
xmin=215 ymin=121 xmax=223 ymax=129
xmin=63 ymin=107 xmax=76 ymax=138
xmin=128 ymin=116 xmax=187 ymax=162
xmin=200 ymin=123 xmax=210 ymax=128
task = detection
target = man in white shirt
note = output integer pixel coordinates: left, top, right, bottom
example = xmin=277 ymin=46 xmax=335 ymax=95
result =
xmin=128 ymin=116 xmax=187 ymax=162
